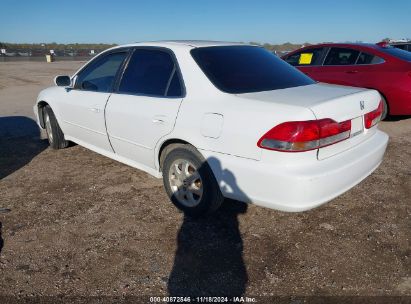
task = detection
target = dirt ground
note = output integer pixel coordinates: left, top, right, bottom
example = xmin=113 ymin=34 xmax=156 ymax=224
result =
xmin=0 ymin=61 xmax=410 ymax=303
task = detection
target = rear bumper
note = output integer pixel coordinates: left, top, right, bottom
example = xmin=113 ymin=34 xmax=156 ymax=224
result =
xmin=201 ymin=129 xmax=389 ymax=212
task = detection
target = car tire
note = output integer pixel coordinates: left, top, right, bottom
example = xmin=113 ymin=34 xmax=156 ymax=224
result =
xmin=381 ymin=96 xmax=389 ymax=121
xmin=162 ymin=144 xmax=224 ymax=217
xmin=43 ymin=105 xmax=69 ymax=149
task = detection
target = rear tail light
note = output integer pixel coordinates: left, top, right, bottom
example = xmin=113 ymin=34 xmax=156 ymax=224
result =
xmin=364 ymin=100 xmax=383 ymax=129
xmin=257 ymin=118 xmax=351 ymax=152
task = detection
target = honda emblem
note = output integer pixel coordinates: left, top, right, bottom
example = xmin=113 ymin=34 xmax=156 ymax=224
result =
xmin=360 ymin=100 xmax=365 ymax=110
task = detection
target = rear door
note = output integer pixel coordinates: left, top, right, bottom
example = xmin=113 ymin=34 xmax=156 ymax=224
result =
xmin=283 ymin=47 xmax=326 ymax=78
xmin=105 ymin=48 xmax=184 ymax=169
xmin=316 ymin=47 xmax=360 ymax=85
xmin=347 ymin=51 xmax=385 ymax=87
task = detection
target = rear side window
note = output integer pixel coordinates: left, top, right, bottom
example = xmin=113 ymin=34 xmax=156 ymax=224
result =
xmin=191 ymin=46 xmax=315 ymax=94
xmin=119 ymin=49 xmax=183 ymax=97
xmin=76 ymin=52 xmax=127 ymax=92
xmin=324 ymin=48 xmax=360 ymax=65
xmin=356 ymin=52 xmax=384 ymax=65
xmin=285 ymin=48 xmax=325 ymax=66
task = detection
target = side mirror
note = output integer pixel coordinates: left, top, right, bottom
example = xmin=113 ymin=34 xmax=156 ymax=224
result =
xmin=54 ymin=75 xmax=71 ymax=87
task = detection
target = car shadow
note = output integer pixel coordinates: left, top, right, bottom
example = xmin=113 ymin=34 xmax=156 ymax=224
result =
xmin=168 ymin=157 xmax=249 ymax=297
xmin=385 ymin=115 xmax=411 ymax=122
xmin=0 ymin=116 xmax=48 ymax=180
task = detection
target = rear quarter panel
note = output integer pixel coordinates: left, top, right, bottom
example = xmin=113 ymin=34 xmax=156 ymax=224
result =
xmin=168 ymin=93 xmax=316 ymax=161
xmin=155 ymin=46 xmax=317 ymax=164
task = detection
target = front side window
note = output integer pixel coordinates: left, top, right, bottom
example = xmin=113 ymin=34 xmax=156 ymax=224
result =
xmin=118 ymin=49 xmax=183 ymax=97
xmin=76 ymin=52 xmax=127 ymax=92
xmin=324 ymin=48 xmax=360 ymax=66
xmin=356 ymin=52 xmax=384 ymax=65
xmin=285 ymin=48 xmax=325 ymax=66
xmin=191 ymin=46 xmax=315 ymax=94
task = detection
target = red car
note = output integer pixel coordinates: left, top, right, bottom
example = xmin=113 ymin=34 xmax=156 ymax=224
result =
xmin=282 ymin=43 xmax=411 ymax=118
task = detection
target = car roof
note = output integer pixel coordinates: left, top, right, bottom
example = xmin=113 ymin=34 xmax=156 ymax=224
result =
xmin=300 ymin=42 xmax=384 ymax=50
xmin=114 ymin=40 xmax=248 ymax=50
xmin=282 ymin=43 xmax=393 ymax=59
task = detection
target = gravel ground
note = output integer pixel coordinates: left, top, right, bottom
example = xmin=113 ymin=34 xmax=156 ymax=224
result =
xmin=0 ymin=61 xmax=410 ymax=303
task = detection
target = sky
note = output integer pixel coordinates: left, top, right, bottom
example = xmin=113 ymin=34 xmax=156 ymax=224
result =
xmin=0 ymin=0 xmax=409 ymax=44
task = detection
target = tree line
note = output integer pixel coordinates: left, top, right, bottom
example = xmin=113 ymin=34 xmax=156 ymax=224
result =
xmin=0 ymin=42 xmax=117 ymax=51
xmin=0 ymin=41 xmax=305 ymax=52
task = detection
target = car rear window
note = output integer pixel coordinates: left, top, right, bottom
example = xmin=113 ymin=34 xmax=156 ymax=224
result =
xmin=191 ymin=46 xmax=315 ymax=94
xmin=380 ymin=47 xmax=411 ymax=62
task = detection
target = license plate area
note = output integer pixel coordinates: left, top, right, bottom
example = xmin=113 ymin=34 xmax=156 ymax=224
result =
xmin=317 ymin=116 xmax=365 ymax=160
xmin=350 ymin=116 xmax=364 ymax=138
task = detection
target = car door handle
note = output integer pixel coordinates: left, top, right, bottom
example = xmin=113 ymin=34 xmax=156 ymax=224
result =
xmin=346 ymin=70 xmax=358 ymax=74
xmin=88 ymin=107 xmax=101 ymax=113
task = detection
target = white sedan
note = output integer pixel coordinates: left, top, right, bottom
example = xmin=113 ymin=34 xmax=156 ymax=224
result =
xmin=34 ymin=41 xmax=389 ymax=217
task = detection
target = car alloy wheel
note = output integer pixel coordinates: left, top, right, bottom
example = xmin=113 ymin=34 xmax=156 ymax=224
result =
xmin=45 ymin=112 xmax=53 ymax=143
xmin=168 ymin=159 xmax=203 ymax=207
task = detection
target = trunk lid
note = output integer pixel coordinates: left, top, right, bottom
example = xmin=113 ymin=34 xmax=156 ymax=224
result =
xmin=239 ymin=83 xmax=381 ymax=159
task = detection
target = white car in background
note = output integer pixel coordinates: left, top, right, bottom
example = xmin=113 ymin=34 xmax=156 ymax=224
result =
xmin=34 ymin=41 xmax=388 ymax=217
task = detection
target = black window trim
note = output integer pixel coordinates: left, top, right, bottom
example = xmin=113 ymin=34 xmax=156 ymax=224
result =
xmin=73 ymin=47 xmax=132 ymax=92
xmin=321 ymin=47 xmax=331 ymax=65
xmin=114 ymin=46 xmax=186 ymax=99
xmin=164 ymin=66 xmax=177 ymax=96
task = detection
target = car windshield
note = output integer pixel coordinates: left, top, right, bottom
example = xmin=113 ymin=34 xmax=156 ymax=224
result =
xmin=191 ymin=46 xmax=315 ymax=94
xmin=379 ymin=47 xmax=411 ymax=62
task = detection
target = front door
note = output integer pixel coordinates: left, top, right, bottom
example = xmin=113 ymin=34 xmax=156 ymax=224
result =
xmin=316 ymin=47 xmax=361 ymax=86
xmin=284 ymin=47 xmax=326 ymax=78
xmin=59 ymin=51 xmax=128 ymax=152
